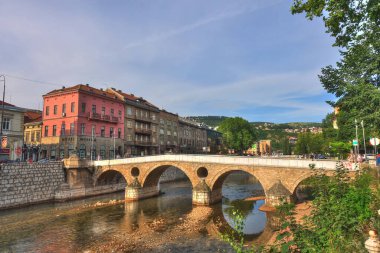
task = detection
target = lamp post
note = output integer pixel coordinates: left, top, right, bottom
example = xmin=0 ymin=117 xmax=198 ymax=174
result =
xmin=361 ymin=120 xmax=367 ymax=160
xmin=355 ymin=119 xmax=360 ymax=162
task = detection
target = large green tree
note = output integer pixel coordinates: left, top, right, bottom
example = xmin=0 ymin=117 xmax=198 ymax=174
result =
xmin=292 ymin=0 xmax=380 ymax=141
xmin=218 ymin=117 xmax=256 ymax=154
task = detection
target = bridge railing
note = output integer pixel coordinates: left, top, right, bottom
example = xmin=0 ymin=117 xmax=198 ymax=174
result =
xmin=92 ymin=154 xmax=338 ymax=170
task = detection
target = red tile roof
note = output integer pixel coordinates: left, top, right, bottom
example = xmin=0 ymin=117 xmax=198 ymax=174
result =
xmin=44 ymin=84 xmax=124 ymax=102
xmin=24 ymin=110 xmax=42 ymax=123
xmin=0 ymin=101 xmax=15 ymax=107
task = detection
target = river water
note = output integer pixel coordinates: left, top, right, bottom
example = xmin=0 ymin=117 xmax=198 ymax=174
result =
xmin=0 ymin=172 xmax=272 ymax=253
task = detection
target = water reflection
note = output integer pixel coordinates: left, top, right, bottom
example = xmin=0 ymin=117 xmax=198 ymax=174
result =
xmin=0 ymin=173 xmax=271 ymax=252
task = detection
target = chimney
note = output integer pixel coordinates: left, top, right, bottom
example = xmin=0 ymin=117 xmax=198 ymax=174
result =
xmin=86 ymin=84 xmax=89 ymax=86
xmin=62 ymin=86 xmax=65 ymax=89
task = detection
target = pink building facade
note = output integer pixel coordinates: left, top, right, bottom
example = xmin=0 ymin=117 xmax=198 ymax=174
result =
xmin=41 ymin=84 xmax=125 ymax=160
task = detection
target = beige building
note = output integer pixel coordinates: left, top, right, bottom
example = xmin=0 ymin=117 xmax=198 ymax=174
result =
xmin=178 ymin=117 xmax=207 ymax=154
xmin=23 ymin=110 xmax=42 ymax=161
xmin=107 ymin=88 xmax=160 ymax=156
xmin=0 ymin=102 xmax=26 ymax=160
xmin=158 ymin=110 xmax=179 ymax=154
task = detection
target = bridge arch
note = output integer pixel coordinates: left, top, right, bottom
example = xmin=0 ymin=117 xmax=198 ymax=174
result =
xmin=209 ymin=167 xmax=265 ymax=194
xmin=95 ymin=169 xmax=129 ymax=186
xmin=209 ymin=168 xmax=266 ymax=203
xmin=141 ymin=164 xmax=198 ymax=188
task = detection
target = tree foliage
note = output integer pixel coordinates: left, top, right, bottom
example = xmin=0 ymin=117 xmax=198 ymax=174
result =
xmin=270 ymin=166 xmax=377 ymax=253
xmin=294 ymin=133 xmax=325 ymax=155
xmin=218 ymin=117 xmax=256 ymax=153
xmin=292 ymin=0 xmax=380 ymax=141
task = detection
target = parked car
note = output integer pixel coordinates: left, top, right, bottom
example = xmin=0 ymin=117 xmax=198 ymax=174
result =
xmin=316 ymin=154 xmax=327 ymax=159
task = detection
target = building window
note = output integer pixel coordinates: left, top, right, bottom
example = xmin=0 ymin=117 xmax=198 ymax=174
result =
xmin=59 ymin=145 xmax=65 ymax=159
xmin=110 ymin=127 xmax=114 ymax=137
xmin=160 ymin=119 xmax=164 ymax=125
xmin=127 ymin=134 xmax=132 ymax=141
xmin=53 ymin=125 xmax=57 ymax=136
xmin=152 ymin=114 xmax=156 ymax=120
xmin=127 ymin=120 xmax=132 ymax=128
xmin=36 ymin=131 xmax=40 ymax=142
xmin=160 ymin=128 xmax=164 ymax=134
xmin=54 ymin=105 xmax=58 ymax=115
xmin=62 ymin=103 xmax=66 ymax=114
xmin=80 ymin=123 xmax=85 ymax=135
xmin=44 ymin=126 xmax=49 ymax=137
xmin=61 ymin=123 xmax=65 ymax=136
xmin=79 ymin=144 xmax=86 ymax=159
xmin=152 ymin=125 xmax=156 ymax=132
xmin=118 ymin=110 xmax=122 ymax=117
xmin=2 ymin=118 xmax=10 ymax=130
xmin=110 ymin=109 xmax=114 ymax=116
xmin=92 ymin=105 xmax=96 ymax=113
xmin=45 ymin=106 xmax=50 ymax=116
xmin=174 ymin=131 xmax=177 ymax=136
xmin=71 ymin=102 xmax=75 ymax=113
xmin=167 ymin=130 xmax=171 ymax=135
xmin=152 ymin=136 xmax=156 ymax=143
xmin=70 ymin=123 xmax=75 ymax=135
xmin=118 ymin=128 xmax=121 ymax=138
xmin=91 ymin=125 xmax=95 ymax=136
xmin=81 ymin=103 xmax=86 ymax=113
xmin=100 ymin=145 xmax=105 ymax=160
xmin=68 ymin=144 xmax=74 ymax=156
xmin=101 ymin=107 xmax=105 ymax=116
xmin=101 ymin=126 xmax=105 ymax=137
xmin=127 ymin=107 xmax=132 ymax=115
xmin=25 ymin=132 xmax=30 ymax=142
xmin=135 ymin=109 xmax=139 ymax=116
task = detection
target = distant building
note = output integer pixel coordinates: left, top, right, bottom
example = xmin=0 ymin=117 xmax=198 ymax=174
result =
xmin=107 ymin=88 xmax=160 ymax=156
xmin=41 ymin=84 xmax=125 ymax=160
xmin=23 ymin=110 xmax=42 ymax=161
xmin=258 ymin=140 xmax=271 ymax=155
xmin=206 ymin=128 xmax=223 ymax=154
xmin=178 ymin=117 xmax=207 ymax=154
xmin=158 ymin=110 xmax=179 ymax=154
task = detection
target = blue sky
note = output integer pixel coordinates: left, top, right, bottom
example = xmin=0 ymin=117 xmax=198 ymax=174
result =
xmin=0 ymin=0 xmax=339 ymax=123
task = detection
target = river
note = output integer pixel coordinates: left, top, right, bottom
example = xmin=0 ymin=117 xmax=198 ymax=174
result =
xmin=0 ymin=172 xmax=272 ymax=253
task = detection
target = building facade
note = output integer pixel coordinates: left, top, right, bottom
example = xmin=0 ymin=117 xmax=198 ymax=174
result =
xmin=107 ymin=88 xmax=160 ymax=156
xmin=178 ymin=117 xmax=207 ymax=154
xmin=206 ymin=128 xmax=223 ymax=154
xmin=0 ymin=102 xmax=26 ymax=161
xmin=23 ymin=110 xmax=42 ymax=161
xmin=158 ymin=110 xmax=179 ymax=154
xmin=41 ymin=84 xmax=125 ymax=160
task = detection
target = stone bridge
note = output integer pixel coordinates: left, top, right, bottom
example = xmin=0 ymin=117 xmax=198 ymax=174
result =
xmin=63 ymin=154 xmax=343 ymax=206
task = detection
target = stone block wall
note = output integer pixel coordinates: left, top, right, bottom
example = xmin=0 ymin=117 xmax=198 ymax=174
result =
xmin=0 ymin=162 xmax=65 ymax=209
xmin=159 ymin=167 xmax=187 ymax=183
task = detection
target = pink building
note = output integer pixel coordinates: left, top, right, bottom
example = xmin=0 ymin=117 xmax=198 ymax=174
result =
xmin=41 ymin=84 xmax=125 ymax=160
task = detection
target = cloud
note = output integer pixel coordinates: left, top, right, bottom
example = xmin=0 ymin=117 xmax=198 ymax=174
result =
xmin=123 ymin=0 xmax=281 ymax=50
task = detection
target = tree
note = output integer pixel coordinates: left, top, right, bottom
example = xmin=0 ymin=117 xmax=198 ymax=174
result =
xmin=292 ymin=0 xmax=380 ymax=141
xmin=294 ymin=132 xmax=325 ymax=155
xmin=218 ymin=117 xmax=256 ymax=154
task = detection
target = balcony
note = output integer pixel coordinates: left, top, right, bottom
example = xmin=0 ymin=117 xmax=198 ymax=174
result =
xmin=88 ymin=112 xmax=118 ymax=124
xmin=135 ymin=128 xmax=152 ymax=135
xmin=135 ymin=140 xmax=153 ymax=146
xmin=135 ymin=114 xmax=152 ymax=122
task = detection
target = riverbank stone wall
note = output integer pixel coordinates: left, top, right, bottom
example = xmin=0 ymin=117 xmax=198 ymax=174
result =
xmin=0 ymin=162 xmax=65 ymax=209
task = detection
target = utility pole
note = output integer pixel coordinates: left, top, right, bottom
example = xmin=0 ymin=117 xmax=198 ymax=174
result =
xmin=113 ymin=132 xmax=116 ymax=159
xmin=91 ymin=126 xmax=94 ymax=161
xmin=0 ymin=75 xmax=5 ymax=137
xmin=361 ymin=120 xmax=367 ymax=160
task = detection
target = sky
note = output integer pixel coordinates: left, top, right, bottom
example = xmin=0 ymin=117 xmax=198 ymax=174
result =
xmin=0 ymin=0 xmax=340 ymax=123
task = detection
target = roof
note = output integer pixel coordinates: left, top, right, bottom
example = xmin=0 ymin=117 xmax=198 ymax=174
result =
xmin=107 ymin=88 xmax=160 ymax=110
xmin=24 ymin=110 xmax=42 ymax=124
xmin=44 ymin=84 xmax=124 ymax=103
xmin=267 ymin=180 xmax=291 ymax=196
xmin=0 ymin=101 xmax=15 ymax=107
